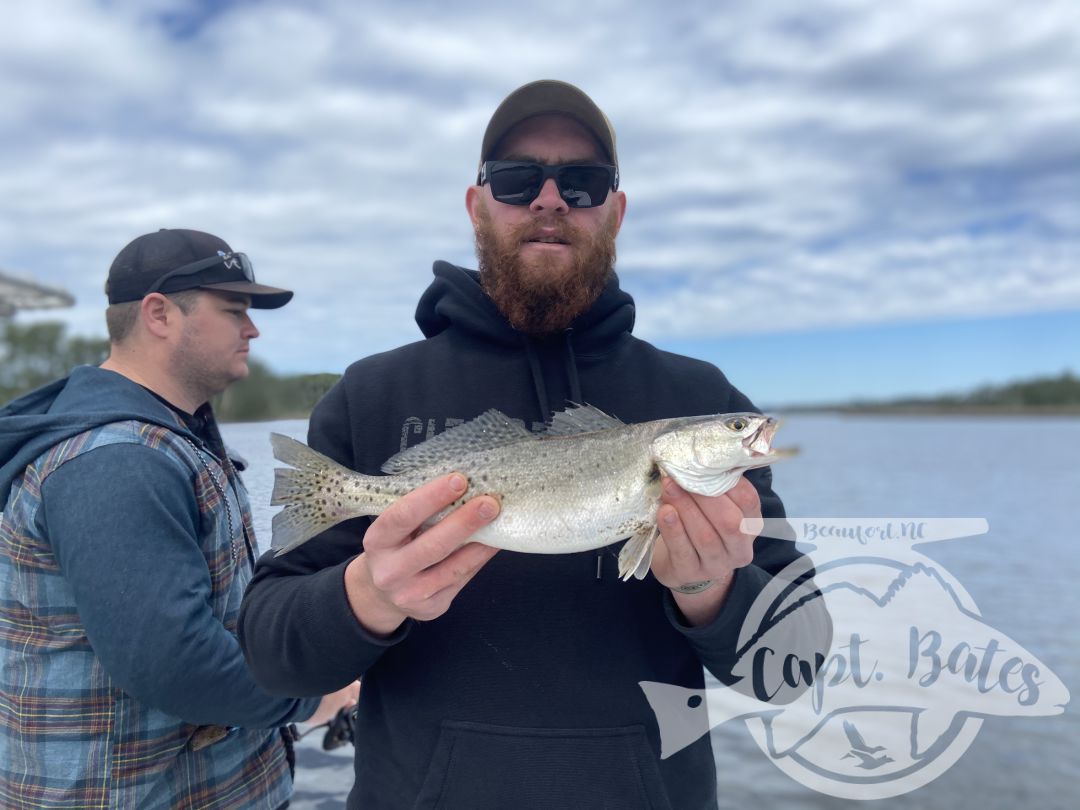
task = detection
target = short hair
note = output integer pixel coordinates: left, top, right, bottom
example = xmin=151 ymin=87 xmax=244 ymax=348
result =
xmin=105 ymin=290 xmax=202 ymax=344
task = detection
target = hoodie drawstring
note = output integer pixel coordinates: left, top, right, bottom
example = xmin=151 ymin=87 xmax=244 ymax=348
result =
xmin=523 ymin=339 xmax=552 ymax=425
xmin=563 ymin=329 xmax=583 ymax=405
xmin=522 ymin=330 xmax=585 ymax=425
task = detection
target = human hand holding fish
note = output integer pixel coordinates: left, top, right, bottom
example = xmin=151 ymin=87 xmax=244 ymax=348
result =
xmin=342 ymin=472 xmax=502 ymax=636
xmin=652 ymin=476 xmax=763 ymax=627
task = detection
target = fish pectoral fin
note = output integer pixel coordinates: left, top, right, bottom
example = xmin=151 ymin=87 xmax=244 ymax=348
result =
xmin=658 ymin=460 xmax=743 ymax=498
xmin=618 ymin=525 xmax=659 ymax=581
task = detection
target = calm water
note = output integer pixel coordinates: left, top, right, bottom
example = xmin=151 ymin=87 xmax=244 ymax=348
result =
xmin=223 ymin=414 xmax=1080 ymax=809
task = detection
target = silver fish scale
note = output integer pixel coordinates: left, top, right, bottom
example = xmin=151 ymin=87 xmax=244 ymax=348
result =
xmin=364 ymin=423 xmax=660 ymax=554
xmin=380 ymin=409 xmax=535 ymax=474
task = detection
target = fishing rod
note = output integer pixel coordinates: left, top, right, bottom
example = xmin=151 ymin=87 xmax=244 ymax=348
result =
xmin=292 ymin=705 xmax=357 ymax=751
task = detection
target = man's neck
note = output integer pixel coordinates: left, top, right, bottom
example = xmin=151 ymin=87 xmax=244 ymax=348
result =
xmin=100 ymin=354 xmax=204 ymax=415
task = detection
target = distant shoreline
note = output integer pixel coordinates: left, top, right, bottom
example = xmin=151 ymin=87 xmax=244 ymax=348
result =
xmin=770 ymin=371 xmax=1080 ymax=417
xmin=772 ymin=405 xmax=1080 ymax=417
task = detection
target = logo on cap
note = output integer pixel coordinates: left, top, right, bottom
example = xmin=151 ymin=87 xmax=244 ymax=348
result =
xmin=220 ymin=251 xmax=242 ymax=271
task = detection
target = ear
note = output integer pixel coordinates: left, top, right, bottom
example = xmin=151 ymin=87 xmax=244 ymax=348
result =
xmin=609 ymin=189 xmax=627 ymax=235
xmin=139 ymin=293 xmax=179 ymax=339
xmin=465 ymin=185 xmax=484 ymax=229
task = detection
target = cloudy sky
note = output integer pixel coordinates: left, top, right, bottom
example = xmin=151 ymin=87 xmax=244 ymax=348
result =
xmin=3 ymin=0 xmax=1078 ymax=406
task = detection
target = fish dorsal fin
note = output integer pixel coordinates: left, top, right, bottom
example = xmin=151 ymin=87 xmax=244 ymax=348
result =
xmin=544 ymin=403 xmax=625 ymax=437
xmin=380 ymin=409 xmax=536 ymax=474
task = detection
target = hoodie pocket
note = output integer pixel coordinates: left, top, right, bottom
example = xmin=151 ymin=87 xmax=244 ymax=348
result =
xmin=412 ymin=721 xmax=673 ymax=810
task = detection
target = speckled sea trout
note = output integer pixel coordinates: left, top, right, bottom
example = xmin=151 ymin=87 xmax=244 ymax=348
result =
xmin=269 ymin=405 xmax=792 ymax=580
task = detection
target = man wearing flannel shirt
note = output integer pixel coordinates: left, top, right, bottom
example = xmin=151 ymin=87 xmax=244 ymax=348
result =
xmin=0 ymin=229 xmax=356 ymax=809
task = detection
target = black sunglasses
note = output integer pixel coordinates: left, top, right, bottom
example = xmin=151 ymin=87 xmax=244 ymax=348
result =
xmin=478 ymin=161 xmax=619 ymax=209
xmin=146 ymin=251 xmax=255 ymax=295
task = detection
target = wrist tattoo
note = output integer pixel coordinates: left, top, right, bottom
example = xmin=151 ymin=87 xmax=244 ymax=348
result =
xmin=671 ymin=579 xmax=715 ymax=595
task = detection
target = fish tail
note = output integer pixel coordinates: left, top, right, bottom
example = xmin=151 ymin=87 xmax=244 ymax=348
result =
xmin=270 ymin=432 xmax=340 ymax=476
xmin=269 ymin=433 xmax=380 ymax=556
xmin=618 ymin=525 xmax=658 ymax=581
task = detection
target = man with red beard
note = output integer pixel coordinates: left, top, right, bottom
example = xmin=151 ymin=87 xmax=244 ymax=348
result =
xmin=240 ymin=81 xmax=826 ymax=809
xmin=470 ymin=111 xmax=623 ymax=339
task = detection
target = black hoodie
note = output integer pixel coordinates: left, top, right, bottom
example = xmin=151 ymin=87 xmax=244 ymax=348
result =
xmin=239 ymin=263 xmax=821 ymax=809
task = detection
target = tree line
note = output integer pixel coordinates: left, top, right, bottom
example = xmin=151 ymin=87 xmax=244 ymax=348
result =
xmin=0 ymin=320 xmax=340 ymax=421
xmin=4 ymin=319 xmax=1078 ymax=418
xmin=787 ymin=370 xmax=1080 ymax=414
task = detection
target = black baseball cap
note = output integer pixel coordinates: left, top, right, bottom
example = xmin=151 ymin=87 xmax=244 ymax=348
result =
xmin=105 ymin=229 xmax=293 ymax=309
xmin=479 ymin=80 xmax=618 ymax=170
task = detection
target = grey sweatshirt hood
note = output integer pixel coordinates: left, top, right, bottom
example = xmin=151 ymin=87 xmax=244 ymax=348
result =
xmin=0 ymin=365 xmax=190 ymax=504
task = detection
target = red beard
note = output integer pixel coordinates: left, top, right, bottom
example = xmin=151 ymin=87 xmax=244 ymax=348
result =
xmin=474 ymin=202 xmax=619 ymax=337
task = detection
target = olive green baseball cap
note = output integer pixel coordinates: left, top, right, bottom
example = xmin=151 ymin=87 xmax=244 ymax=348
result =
xmin=479 ymin=80 xmax=618 ymax=169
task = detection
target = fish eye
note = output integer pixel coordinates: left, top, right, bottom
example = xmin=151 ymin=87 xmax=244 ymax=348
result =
xmin=727 ymin=417 xmax=748 ymax=432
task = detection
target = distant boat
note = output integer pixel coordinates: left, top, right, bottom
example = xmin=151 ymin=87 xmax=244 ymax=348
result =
xmin=0 ymin=270 xmax=74 ymax=316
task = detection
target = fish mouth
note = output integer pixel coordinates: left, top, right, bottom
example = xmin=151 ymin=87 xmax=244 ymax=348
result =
xmin=743 ymin=418 xmax=795 ymax=459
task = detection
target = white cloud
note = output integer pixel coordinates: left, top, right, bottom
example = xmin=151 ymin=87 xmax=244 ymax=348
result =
xmin=1 ymin=0 xmax=1077 ymax=375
